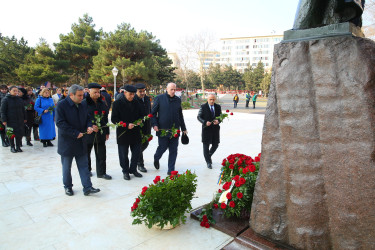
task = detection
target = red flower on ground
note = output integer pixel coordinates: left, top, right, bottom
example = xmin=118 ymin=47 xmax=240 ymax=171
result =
xmin=233 ymin=175 xmax=240 ymax=182
xmin=229 ymin=201 xmax=235 ymax=208
xmin=161 ymin=179 xmax=165 ymax=183
xmin=200 ymin=221 xmax=205 ymax=227
xmin=226 ymin=109 xmax=229 ymax=113
xmin=226 ymin=192 xmax=232 ymax=200
xmin=228 ymin=164 xmax=234 ymax=170
xmin=133 ymin=202 xmax=138 ymax=209
xmin=237 ymin=192 xmax=243 ymax=199
xmin=102 ymin=110 xmax=106 ymax=114
xmin=205 ymin=222 xmax=210 ymax=228
xmin=171 ymin=171 xmax=178 ymax=176
xmin=142 ymin=186 xmax=148 ymax=192
xmin=213 ymin=204 xmax=218 ymax=209
xmin=202 ymin=215 xmax=208 ymax=221
xmin=135 ymin=198 xmax=140 ymax=203
xmin=147 ymin=114 xmax=153 ymax=118
xmin=235 ymin=181 xmax=241 ymax=187
xmin=94 ymin=111 xmax=99 ymax=115
xmin=230 ymin=112 xmax=233 ymax=115
xmin=221 ymin=202 xmax=227 ymax=209
xmin=249 ymin=165 xmax=256 ymax=172
xmin=254 ymin=156 xmax=260 ymax=162
xmin=153 ymin=176 xmax=161 ymax=184
xmin=218 ymin=189 xmax=222 ymax=193
xmin=223 ymin=182 xmax=231 ymax=191
xmin=242 ymin=168 xmax=247 ymax=174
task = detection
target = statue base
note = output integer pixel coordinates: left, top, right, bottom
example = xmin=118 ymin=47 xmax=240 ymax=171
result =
xmin=283 ymin=22 xmax=364 ymax=42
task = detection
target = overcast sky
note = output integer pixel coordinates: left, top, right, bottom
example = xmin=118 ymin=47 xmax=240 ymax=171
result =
xmin=0 ymin=0 xmax=301 ymax=51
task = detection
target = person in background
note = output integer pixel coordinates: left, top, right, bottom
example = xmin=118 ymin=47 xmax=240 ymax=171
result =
xmin=111 ymin=85 xmax=144 ymax=180
xmin=83 ymin=87 xmax=89 ymax=98
xmin=52 ymin=88 xmax=62 ymax=105
xmin=58 ymin=88 xmax=69 ymax=103
xmin=100 ymin=86 xmax=112 ymax=108
xmin=83 ymin=83 xmax=111 ymax=180
xmin=233 ymin=94 xmax=239 ymax=108
xmin=34 ymin=88 xmax=56 ymax=147
xmin=1 ymin=86 xmax=26 ymax=153
xmin=245 ymin=92 xmax=251 ymax=108
xmin=26 ymin=87 xmax=39 ymax=141
xmin=252 ymin=93 xmax=258 ymax=109
xmin=151 ymin=83 xmax=187 ymax=175
xmin=36 ymin=85 xmax=45 ymax=96
xmin=55 ymin=84 xmax=100 ymax=196
xmin=134 ymin=83 xmax=151 ymax=173
xmin=0 ymin=85 xmax=10 ymax=147
xmin=197 ymin=94 xmax=222 ymax=169
xmin=18 ymin=88 xmax=35 ymax=146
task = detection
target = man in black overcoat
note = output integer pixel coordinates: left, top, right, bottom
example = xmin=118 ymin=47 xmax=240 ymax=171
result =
xmin=111 ymin=85 xmax=144 ymax=180
xmin=197 ymin=94 xmax=222 ymax=169
xmin=56 ymin=84 xmax=100 ymax=196
xmin=82 ymin=83 xmax=111 ymax=180
xmin=0 ymin=85 xmax=10 ymax=147
xmin=134 ymin=83 xmax=151 ymax=173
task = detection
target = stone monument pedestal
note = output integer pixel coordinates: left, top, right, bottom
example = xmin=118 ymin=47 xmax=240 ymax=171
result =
xmin=250 ymin=36 xmax=375 ymax=249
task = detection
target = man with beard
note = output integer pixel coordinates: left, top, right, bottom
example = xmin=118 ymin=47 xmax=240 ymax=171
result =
xmin=111 ymin=85 xmax=144 ymax=180
xmin=82 ymin=83 xmax=111 ymax=180
xmin=134 ymin=83 xmax=151 ymax=173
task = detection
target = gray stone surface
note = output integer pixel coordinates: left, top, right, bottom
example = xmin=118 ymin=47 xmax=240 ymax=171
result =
xmin=250 ymin=36 xmax=375 ymax=249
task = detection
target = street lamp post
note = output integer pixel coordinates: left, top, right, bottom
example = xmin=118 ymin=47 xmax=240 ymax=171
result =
xmin=112 ymin=67 xmax=118 ymax=100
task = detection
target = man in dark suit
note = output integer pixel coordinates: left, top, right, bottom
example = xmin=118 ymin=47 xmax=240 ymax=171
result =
xmin=82 ymin=83 xmax=111 ymax=180
xmin=55 ymin=84 xmax=100 ymax=196
xmin=134 ymin=83 xmax=151 ymax=173
xmin=111 ymin=85 xmax=144 ymax=180
xmin=151 ymin=83 xmax=187 ymax=175
xmin=197 ymin=94 xmax=222 ymax=169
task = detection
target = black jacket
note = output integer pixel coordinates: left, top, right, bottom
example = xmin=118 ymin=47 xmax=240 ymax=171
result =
xmin=100 ymin=90 xmax=112 ymax=108
xmin=135 ymin=94 xmax=151 ymax=135
xmin=56 ymin=96 xmax=92 ymax=157
xmin=1 ymin=94 xmax=26 ymax=136
xmin=151 ymin=93 xmax=186 ymax=137
xmin=82 ymin=95 xmax=110 ymax=144
xmin=111 ymin=94 xmax=143 ymax=145
xmin=197 ymin=103 xmax=222 ymax=144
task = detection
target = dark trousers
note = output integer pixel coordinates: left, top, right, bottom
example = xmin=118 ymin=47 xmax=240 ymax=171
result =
xmin=233 ymin=101 xmax=237 ymax=108
xmin=154 ymin=136 xmax=179 ymax=173
xmin=61 ymin=154 xmax=92 ymax=192
xmin=203 ymin=143 xmax=219 ymax=164
xmin=138 ymin=141 xmax=149 ymax=166
xmin=253 ymin=101 xmax=256 ymax=108
xmin=25 ymin=124 xmax=32 ymax=142
xmin=87 ymin=143 xmax=107 ymax=176
xmin=0 ymin=129 xmax=9 ymax=146
xmin=10 ymin=136 xmax=22 ymax=149
xmin=118 ymin=143 xmax=141 ymax=174
xmin=33 ymin=125 xmax=39 ymax=140
xmin=245 ymin=100 xmax=250 ymax=107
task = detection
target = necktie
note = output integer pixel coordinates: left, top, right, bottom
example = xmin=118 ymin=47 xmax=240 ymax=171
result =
xmin=210 ymin=105 xmax=215 ymax=118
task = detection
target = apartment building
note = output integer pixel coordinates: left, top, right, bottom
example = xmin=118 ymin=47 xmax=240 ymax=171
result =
xmin=219 ymin=34 xmax=283 ymax=72
xmin=198 ymin=51 xmax=220 ymax=70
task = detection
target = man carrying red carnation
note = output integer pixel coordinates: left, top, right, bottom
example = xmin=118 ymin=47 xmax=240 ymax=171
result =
xmin=134 ymin=83 xmax=151 ymax=173
xmin=82 ymin=83 xmax=111 ymax=180
xmin=197 ymin=94 xmax=222 ymax=169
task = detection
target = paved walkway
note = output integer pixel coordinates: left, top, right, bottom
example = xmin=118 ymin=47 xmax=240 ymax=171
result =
xmin=0 ymin=109 xmax=264 ymax=250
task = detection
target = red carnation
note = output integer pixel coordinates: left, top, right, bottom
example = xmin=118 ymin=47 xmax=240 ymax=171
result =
xmin=230 ymin=112 xmax=233 ymax=115
xmin=102 ymin=110 xmax=106 ymax=114
xmin=147 ymin=114 xmax=153 ymax=118
xmin=218 ymin=189 xmax=222 ymax=193
xmin=205 ymin=222 xmax=210 ymax=228
xmin=226 ymin=109 xmax=229 ymax=113
xmin=233 ymin=175 xmax=240 ymax=182
xmin=249 ymin=165 xmax=256 ymax=172
xmin=229 ymin=201 xmax=235 ymax=208
xmin=222 ymin=160 xmax=227 ymax=166
xmin=221 ymin=202 xmax=227 ymax=209
xmin=94 ymin=111 xmax=99 ymax=115
xmin=161 ymin=179 xmax=165 ymax=183
xmin=235 ymin=181 xmax=241 ymax=187
xmin=174 ymin=133 xmax=178 ymax=138
xmin=242 ymin=168 xmax=247 ymax=174
xmin=142 ymin=186 xmax=148 ymax=192
xmin=258 ymin=153 xmax=261 ymax=157
xmin=226 ymin=192 xmax=232 ymax=200
xmin=122 ymin=123 xmax=127 ymax=128
xmin=237 ymin=192 xmax=243 ymax=199
xmin=133 ymin=202 xmax=138 ymax=209
xmin=119 ymin=121 xmax=123 ymax=125
xmin=223 ymin=182 xmax=231 ymax=191
xmin=254 ymin=156 xmax=260 ymax=162
xmin=11 ymin=134 xmax=16 ymax=139
xmin=228 ymin=164 xmax=234 ymax=170
xmin=213 ymin=204 xmax=218 ymax=209
xmin=200 ymin=221 xmax=205 ymax=227
xmin=135 ymin=198 xmax=140 ymax=203
xmin=202 ymin=215 xmax=208 ymax=221
xmin=147 ymin=135 xmax=153 ymax=142
xmin=171 ymin=171 xmax=178 ymax=176
xmin=176 ymin=129 xmax=181 ymax=134
xmin=239 ymin=177 xmax=246 ymax=185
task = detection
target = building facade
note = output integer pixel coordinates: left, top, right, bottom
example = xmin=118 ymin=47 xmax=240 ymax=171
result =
xmin=198 ymin=51 xmax=220 ymax=70
xmin=219 ymin=35 xmax=283 ymax=72
xmin=167 ymin=52 xmax=181 ymax=68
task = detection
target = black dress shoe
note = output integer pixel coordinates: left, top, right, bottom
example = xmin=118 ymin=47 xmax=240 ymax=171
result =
xmin=16 ymin=147 xmax=23 ymax=152
xmin=10 ymin=147 xmax=17 ymax=153
xmin=98 ymin=174 xmax=112 ymax=180
xmin=27 ymin=141 xmax=33 ymax=146
xmin=154 ymin=160 xmax=160 ymax=170
xmin=47 ymin=141 xmax=53 ymax=146
xmin=138 ymin=165 xmax=147 ymax=173
xmin=43 ymin=142 xmax=47 ymax=147
xmin=207 ymin=163 xmax=212 ymax=169
xmin=65 ymin=188 xmax=74 ymax=196
xmin=123 ymin=173 xmax=130 ymax=180
xmin=132 ymin=171 xmax=143 ymax=178
xmin=84 ymin=187 xmax=100 ymax=196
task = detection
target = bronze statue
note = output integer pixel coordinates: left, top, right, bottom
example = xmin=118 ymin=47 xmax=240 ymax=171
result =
xmin=293 ymin=0 xmax=365 ymax=29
